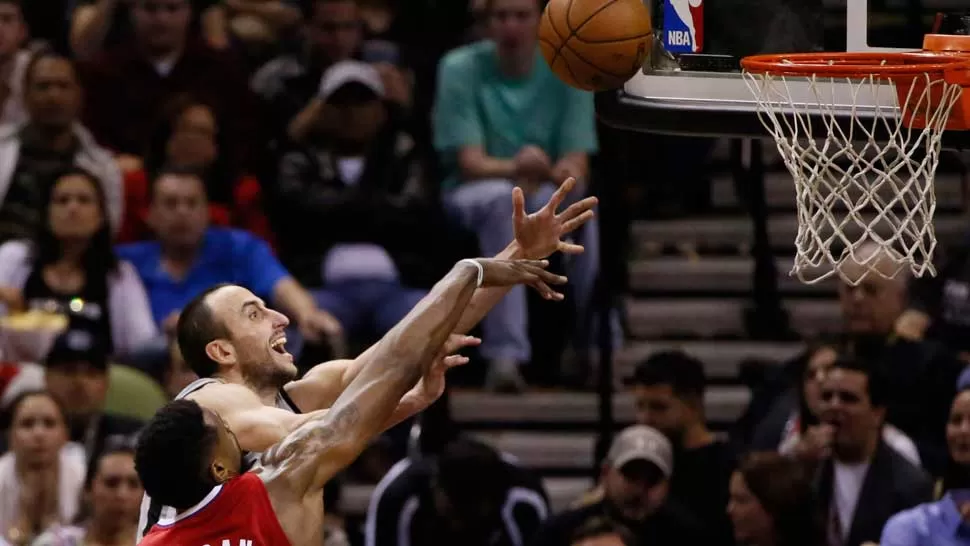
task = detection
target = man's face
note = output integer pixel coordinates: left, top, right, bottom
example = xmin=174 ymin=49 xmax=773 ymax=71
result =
xmin=24 ymin=57 xmax=81 ymax=129
xmin=0 ymin=2 xmax=26 ymax=58
xmin=601 ymin=460 xmax=667 ymax=521
xmin=131 ymin=0 xmax=191 ymax=55
xmin=327 ymin=86 xmax=386 ymax=145
xmin=148 ymin=174 xmax=209 ymax=249
xmin=44 ymin=360 xmax=109 ymax=424
xmin=308 ymin=0 xmax=362 ymax=63
xmin=631 ymin=384 xmax=690 ymax=441
xmin=489 ymin=0 xmax=540 ymax=58
xmin=819 ymin=368 xmax=884 ymax=458
xmin=837 ymin=258 xmax=906 ymax=335
xmin=204 ymin=286 xmax=296 ymax=389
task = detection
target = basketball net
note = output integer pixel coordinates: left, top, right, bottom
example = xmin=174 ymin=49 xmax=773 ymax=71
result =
xmin=742 ymin=71 xmax=963 ymax=285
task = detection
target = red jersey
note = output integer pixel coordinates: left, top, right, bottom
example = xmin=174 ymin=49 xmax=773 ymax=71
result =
xmin=139 ymin=473 xmax=291 ymax=546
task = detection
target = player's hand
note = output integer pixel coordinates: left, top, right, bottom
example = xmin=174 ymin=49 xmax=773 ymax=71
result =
xmin=473 ymin=258 xmax=567 ymax=300
xmin=513 ymin=145 xmax=552 ymax=182
xmin=407 ymin=334 xmax=481 ymax=408
xmin=513 ymin=176 xmax=597 ymax=260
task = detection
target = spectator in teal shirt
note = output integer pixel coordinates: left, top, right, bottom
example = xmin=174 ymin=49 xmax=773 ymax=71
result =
xmin=432 ymin=0 xmax=612 ymax=392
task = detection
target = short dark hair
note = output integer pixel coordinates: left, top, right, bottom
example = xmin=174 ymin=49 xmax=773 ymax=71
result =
xmin=625 ymin=351 xmax=707 ymax=401
xmin=0 ymin=0 xmax=22 ymax=12
xmin=148 ymin=164 xmax=208 ymax=203
xmin=176 ymin=284 xmax=234 ymax=378
xmin=829 ymin=356 xmax=889 ymax=408
xmin=23 ymin=48 xmax=77 ymax=89
xmin=435 ymin=438 xmax=510 ymax=514
xmin=135 ymin=399 xmax=217 ymax=510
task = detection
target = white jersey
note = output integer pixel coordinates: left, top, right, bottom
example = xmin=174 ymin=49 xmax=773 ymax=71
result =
xmin=135 ymin=377 xmax=301 ymax=541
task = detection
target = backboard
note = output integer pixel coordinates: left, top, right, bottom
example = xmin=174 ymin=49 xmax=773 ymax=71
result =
xmin=596 ymin=0 xmax=970 ymax=150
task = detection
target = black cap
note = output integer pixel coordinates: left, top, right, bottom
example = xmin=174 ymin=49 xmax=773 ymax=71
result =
xmin=44 ymin=330 xmax=108 ymax=371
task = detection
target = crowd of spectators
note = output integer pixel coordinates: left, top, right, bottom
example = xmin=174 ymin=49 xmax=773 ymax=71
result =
xmin=0 ymin=0 xmax=967 ymax=545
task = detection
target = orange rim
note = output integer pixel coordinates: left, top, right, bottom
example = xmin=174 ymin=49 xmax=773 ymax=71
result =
xmin=924 ymin=34 xmax=970 ymax=53
xmin=741 ymin=52 xmax=970 ymax=81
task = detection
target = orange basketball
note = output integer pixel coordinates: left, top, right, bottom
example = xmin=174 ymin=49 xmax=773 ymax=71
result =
xmin=539 ymin=0 xmax=653 ymax=91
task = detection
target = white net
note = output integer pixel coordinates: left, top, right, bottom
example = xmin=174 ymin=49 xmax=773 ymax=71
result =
xmin=742 ymin=70 xmax=964 ymax=285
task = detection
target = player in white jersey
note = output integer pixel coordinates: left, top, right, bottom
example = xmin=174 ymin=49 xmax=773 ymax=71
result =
xmin=137 ymin=177 xmax=597 ymax=539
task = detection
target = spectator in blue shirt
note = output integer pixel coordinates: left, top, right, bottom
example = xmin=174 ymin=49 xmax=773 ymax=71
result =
xmin=116 ymin=167 xmax=342 ymax=373
xmin=882 ymin=388 xmax=970 ymax=546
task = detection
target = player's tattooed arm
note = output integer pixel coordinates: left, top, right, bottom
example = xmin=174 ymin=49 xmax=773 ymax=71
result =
xmin=259 ymin=261 xmax=480 ymax=496
xmin=260 ymin=259 xmax=564 ymax=497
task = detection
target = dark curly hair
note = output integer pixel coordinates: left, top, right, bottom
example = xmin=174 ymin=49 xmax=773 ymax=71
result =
xmin=135 ymin=399 xmax=218 ymax=510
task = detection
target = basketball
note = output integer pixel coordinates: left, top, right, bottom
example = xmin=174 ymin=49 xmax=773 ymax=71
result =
xmin=539 ymin=0 xmax=653 ymax=91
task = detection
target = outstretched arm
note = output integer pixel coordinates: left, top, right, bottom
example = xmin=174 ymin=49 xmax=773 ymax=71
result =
xmin=260 ymin=260 xmax=564 ymax=497
xmin=285 ymin=177 xmax=596 ymax=414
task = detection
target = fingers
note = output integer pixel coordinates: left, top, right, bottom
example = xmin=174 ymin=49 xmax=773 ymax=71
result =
xmin=517 ymin=263 xmax=567 ymax=301
xmin=558 ymin=241 xmax=585 ymax=255
xmin=442 ymin=355 xmax=471 ymax=368
xmin=512 ymin=186 xmax=527 ymax=225
xmin=441 ymin=334 xmax=481 ymax=354
xmin=543 ymin=176 xmax=575 ymax=213
xmin=557 ymin=196 xmax=598 ymax=231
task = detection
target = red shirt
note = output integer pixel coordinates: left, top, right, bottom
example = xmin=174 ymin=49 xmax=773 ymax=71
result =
xmin=139 ymin=473 xmax=292 ymax=546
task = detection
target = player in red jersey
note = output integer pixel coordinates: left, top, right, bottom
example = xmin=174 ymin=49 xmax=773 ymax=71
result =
xmin=134 ymin=258 xmax=565 ymax=545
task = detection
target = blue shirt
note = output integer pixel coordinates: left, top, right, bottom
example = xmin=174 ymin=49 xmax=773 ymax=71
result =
xmin=881 ymin=493 xmax=970 ymax=546
xmin=116 ymin=227 xmax=289 ymax=326
xmin=432 ymin=40 xmax=598 ymax=189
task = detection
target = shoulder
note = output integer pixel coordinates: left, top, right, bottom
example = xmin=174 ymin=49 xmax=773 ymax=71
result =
xmin=439 ymin=41 xmax=493 ymax=76
xmin=114 ymin=241 xmax=159 ymax=263
xmin=111 ymin=260 xmax=144 ymax=282
xmin=885 ymin=444 xmax=932 ymax=491
xmin=882 ymin=501 xmax=934 ymax=538
xmin=0 ymin=239 xmax=30 ymax=262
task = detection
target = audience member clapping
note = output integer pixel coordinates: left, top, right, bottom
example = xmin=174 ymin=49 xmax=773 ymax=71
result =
xmin=0 ymin=391 xmax=85 ymax=545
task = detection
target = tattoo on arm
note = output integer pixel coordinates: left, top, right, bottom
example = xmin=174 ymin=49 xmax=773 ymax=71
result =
xmin=261 ymin=403 xmax=361 ymax=468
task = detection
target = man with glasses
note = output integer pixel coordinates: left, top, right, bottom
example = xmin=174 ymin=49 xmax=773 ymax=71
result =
xmin=814 ymin=358 xmax=932 ymax=546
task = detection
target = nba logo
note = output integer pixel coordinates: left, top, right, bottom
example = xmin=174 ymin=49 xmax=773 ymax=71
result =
xmin=663 ymin=0 xmax=703 ymax=53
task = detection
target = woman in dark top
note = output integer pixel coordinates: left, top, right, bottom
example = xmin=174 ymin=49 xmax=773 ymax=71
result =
xmin=727 ymin=452 xmax=821 ymax=546
xmin=0 ymin=168 xmax=156 ymax=360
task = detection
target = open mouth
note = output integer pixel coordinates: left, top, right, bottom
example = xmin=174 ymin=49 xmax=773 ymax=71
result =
xmin=270 ymin=336 xmax=287 ymax=354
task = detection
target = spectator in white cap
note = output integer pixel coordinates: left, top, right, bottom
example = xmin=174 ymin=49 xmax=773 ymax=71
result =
xmin=532 ymin=425 xmax=704 ymax=546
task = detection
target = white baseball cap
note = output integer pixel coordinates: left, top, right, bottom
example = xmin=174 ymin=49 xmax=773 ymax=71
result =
xmin=606 ymin=425 xmax=673 ymax=478
xmin=318 ymin=60 xmax=386 ymax=101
